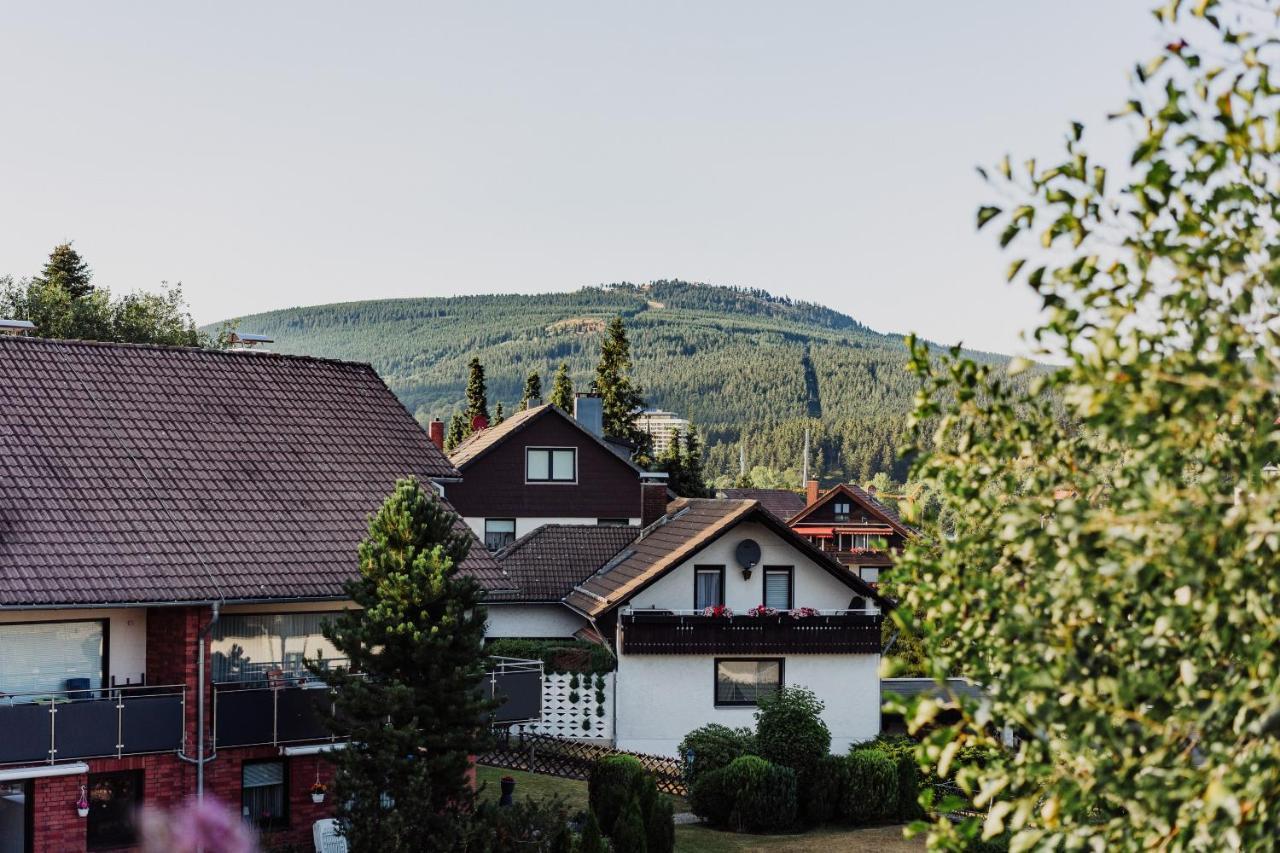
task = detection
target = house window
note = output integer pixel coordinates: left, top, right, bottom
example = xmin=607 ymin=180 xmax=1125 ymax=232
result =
xmin=763 ymin=567 xmax=793 ymax=610
xmin=694 ymin=566 xmax=725 ymax=610
xmin=209 ymin=612 xmax=342 ymax=685
xmin=484 ymin=518 xmax=517 ymax=551
xmin=0 ymin=620 xmax=106 ymax=699
xmin=833 ymin=501 xmax=851 ymax=522
xmin=0 ymin=780 xmax=31 ymax=852
xmin=242 ymin=760 xmax=288 ymax=830
xmin=715 ymin=659 xmax=783 ymax=707
xmin=526 ymin=447 xmax=576 ymax=482
xmin=86 ymin=771 xmax=143 ymax=850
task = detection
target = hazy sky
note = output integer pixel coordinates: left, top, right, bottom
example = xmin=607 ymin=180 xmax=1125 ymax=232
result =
xmin=0 ymin=2 xmax=1159 ymax=355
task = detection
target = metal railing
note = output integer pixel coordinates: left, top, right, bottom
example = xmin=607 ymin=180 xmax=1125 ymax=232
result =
xmin=0 ymin=684 xmax=186 ymax=765
xmin=485 ymin=657 xmax=544 ymax=725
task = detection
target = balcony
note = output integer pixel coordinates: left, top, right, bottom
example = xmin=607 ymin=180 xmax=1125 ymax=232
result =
xmin=619 ymin=610 xmax=882 ymax=655
xmin=213 ymin=657 xmax=544 ymax=748
xmin=0 ymin=684 xmax=185 ymax=765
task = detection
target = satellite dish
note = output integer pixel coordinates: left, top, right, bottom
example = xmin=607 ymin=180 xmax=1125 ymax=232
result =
xmin=735 ymin=539 xmax=762 ymax=570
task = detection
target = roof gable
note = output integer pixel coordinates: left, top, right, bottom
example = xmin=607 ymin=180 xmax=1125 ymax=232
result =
xmin=563 ymin=499 xmax=882 ymax=617
xmin=719 ymin=488 xmax=807 ymax=521
xmin=789 ymin=483 xmax=915 ymax=537
xmin=449 ymin=404 xmax=644 ymax=477
xmin=0 ymin=336 xmax=507 ymax=605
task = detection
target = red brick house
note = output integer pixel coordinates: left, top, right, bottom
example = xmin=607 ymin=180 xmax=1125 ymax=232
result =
xmin=0 ymin=336 xmax=528 ymax=852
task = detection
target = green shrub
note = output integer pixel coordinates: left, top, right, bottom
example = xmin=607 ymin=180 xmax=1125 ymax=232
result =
xmin=689 ymin=764 xmax=736 ymax=826
xmin=643 ymin=790 xmax=675 ymax=853
xmin=677 ymin=723 xmax=756 ymax=785
xmin=588 ymin=755 xmax=645 ymax=833
xmin=733 ymin=759 xmax=798 ymax=833
xmin=802 ymin=754 xmax=850 ymax=826
xmin=468 ymin=795 xmax=573 ymax=851
xmin=892 ymin=752 xmax=924 ymax=821
xmin=547 ymin=823 xmax=575 ymax=853
xmin=578 ymin=811 xmax=608 ymax=853
xmin=755 ymin=687 xmax=830 ymax=817
xmin=612 ymin=796 xmax=648 ymax=853
xmin=842 ymin=749 xmax=897 ymax=825
xmin=485 ymin=638 xmax=616 ymax=674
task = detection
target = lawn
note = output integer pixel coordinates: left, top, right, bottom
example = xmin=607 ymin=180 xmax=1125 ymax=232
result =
xmin=476 ymin=765 xmax=923 ymax=852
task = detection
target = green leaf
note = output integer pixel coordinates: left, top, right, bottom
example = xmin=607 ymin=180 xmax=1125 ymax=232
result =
xmin=977 ymin=206 xmax=1003 ymax=230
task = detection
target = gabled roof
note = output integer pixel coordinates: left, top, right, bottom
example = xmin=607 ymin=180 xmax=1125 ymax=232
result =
xmin=719 ymin=488 xmax=807 ymax=521
xmin=789 ymin=483 xmax=917 ymax=538
xmin=0 ymin=336 xmax=508 ymax=606
xmin=490 ymin=524 xmax=641 ymax=602
xmin=448 ymin=403 xmax=644 ymax=475
xmin=564 ymin=498 xmax=883 ymax=617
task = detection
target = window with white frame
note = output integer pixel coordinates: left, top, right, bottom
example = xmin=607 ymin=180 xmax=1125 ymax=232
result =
xmin=833 ymin=501 xmax=851 ymax=522
xmin=763 ymin=567 xmax=793 ymax=609
xmin=526 ymin=447 xmax=576 ymax=482
xmin=484 ymin=518 xmax=517 ymax=551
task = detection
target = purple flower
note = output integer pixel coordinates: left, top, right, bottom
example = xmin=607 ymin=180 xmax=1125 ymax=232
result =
xmin=141 ymin=797 xmax=258 ymax=853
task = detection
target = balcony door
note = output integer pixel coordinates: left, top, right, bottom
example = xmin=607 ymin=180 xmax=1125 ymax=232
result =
xmin=0 ymin=620 xmax=105 ymax=699
xmin=0 ymin=781 xmax=30 ymax=853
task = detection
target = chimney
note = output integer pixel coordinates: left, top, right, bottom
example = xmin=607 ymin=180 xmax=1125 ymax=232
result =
xmin=471 ymin=415 xmax=489 ymax=433
xmin=574 ymin=393 xmax=603 ymax=438
xmin=806 ymin=478 xmax=820 ymax=506
xmin=429 ymin=418 xmax=445 ymax=450
xmin=641 ymin=481 xmax=668 ymax=527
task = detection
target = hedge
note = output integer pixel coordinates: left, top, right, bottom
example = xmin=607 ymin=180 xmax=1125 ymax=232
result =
xmin=485 ymin=638 xmax=615 ymax=674
xmin=843 ymin=749 xmax=897 ymax=825
xmin=678 ymin=724 xmax=756 ymax=786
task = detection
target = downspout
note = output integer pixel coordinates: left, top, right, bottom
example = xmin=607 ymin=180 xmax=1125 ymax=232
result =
xmin=195 ymin=601 xmax=221 ymax=801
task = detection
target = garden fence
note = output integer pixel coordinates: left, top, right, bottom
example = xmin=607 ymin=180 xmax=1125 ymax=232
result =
xmin=478 ymin=729 xmax=686 ymax=797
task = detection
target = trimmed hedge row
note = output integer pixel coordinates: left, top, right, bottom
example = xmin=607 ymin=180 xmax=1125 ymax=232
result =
xmin=485 ymin=638 xmax=616 ymax=674
xmin=689 ymin=755 xmax=798 ymax=832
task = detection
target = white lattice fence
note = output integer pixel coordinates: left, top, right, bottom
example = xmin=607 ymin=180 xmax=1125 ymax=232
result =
xmin=513 ymin=671 xmax=613 ymax=741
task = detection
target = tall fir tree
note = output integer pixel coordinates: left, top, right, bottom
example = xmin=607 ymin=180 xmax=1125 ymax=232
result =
xmin=34 ymin=242 xmax=93 ymax=299
xmin=464 ymin=357 xmax=490 ymax=424
xmin=593 ymin=316 xmax=652 ymax=463
xmin=549 ymin=362 xmax=574 ymax=411
xmin=680 ymin=424 xmax=710 ymax=498
xmin=493 ymin=401 xmax=505 ymax=425
xmin=518 ymin=370 xmax=543 ymax=410
xmin=314 ymin=479 xmax=490 ymax=853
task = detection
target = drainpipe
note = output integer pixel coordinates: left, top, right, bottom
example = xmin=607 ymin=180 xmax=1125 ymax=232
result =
xmin=196 ymin=601 xmax=221 ymax=801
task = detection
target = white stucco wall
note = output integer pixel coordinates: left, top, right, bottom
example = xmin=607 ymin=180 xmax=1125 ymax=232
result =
xmin=485 ymin=603 xmax=587 ymax=639
xmin=0 ymin=607 xmax=148 ymax=687
xmin=614 ymin=652 xmax=881 ymax=757
xmin=464 ymin=516 xmax=640 ymax=541
xmin=626 ymin=521 xmax=866 ymax=613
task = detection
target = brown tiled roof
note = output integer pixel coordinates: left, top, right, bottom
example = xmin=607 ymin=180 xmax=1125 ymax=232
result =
xmin=448 ymin=404 xmax=645 ymax=474
xmin=490 ymin=524 xmax=640 ymax=602
xmin=564 ymin=498 xmax=881 ymax=617
xmin=720 ymin=488 xmax=807 ymax=521
xmin=790 ymin=483 xmax=917 ymax=537
xmin=0 ymin=336 xmax=507 ymax=606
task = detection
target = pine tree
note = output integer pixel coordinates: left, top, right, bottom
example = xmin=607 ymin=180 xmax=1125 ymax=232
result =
xmin=34 ymin=242 xmax=93 ymax=299
xmin=465 ymin=357 xmax=490 ymax=424
xmin=578 ymin=811 xmax=608 ymax=853
xmin=314 ymin=478 xmax=490 ymax=853
xmin=680 ymin=424 xmax=710 ymax=498
xmin=493 ymin=401 xmax=505 ymax=425
xmin=445 ymin=411 xmax=469 ymax=451
xmin=549 ymin=362 xmax=574 ymax=411
xmin=593 ymin=317 xmax=652 ymax=463
xmin=611 ymin=797 xmax=648 ymax=853
xmin=518 ymin=371 xmax=543 ymax=410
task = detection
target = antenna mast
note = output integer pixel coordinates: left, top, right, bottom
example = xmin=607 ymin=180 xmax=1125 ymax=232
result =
xmin=801 ymin=427 xmax=810 ymax=487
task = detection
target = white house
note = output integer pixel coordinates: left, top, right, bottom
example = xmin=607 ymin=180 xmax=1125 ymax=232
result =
xmin=495 ymin=498 xmax=885 ymax=757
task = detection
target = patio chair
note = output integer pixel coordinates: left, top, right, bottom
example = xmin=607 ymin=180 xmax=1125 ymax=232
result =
xmin=313 ymin=818 xmax=348 ymax=853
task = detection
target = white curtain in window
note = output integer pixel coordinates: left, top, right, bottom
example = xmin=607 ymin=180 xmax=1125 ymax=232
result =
xmin=0 ymin=621 xmax=104 ymax=698
xmin=695 ymin=571 xmax=722 ymax=609
xmin=526 ymin=449 xmax=550 ymax=480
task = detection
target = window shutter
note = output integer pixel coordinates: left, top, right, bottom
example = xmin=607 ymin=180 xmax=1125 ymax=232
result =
xmin=764 ymin=571 xmax=791 ymax=609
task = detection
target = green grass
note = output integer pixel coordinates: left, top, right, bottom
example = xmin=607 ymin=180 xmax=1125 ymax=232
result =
xmin=673 ymin=824 xmax=924 ymax=853
xmin=476 ymin=765 xmax=591 ymax=814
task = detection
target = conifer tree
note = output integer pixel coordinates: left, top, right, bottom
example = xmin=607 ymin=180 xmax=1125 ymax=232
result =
xmin=34 ymin=242 xmax=93 ymax=299
xmin=315 ymin=478 xmax=490 ymax=853
xmin=518 ymin=371 xmax=543 ymax=410
xmin=444 ymin=411 xmax=469 ymax=451
xmin=464 ymin=357 xmax=489 ymax=424
xmin=578 ymin=811 xmax=608 ymax=853
xmin=680 ymin=424 xmax=710 ymax=498
xmin=493 ymin=401 xmax=505 ymax=425
xmin=593 ymin=317 xmax=652 ymax=463
xmin=549 ymin=362 xmax=574 ymax=411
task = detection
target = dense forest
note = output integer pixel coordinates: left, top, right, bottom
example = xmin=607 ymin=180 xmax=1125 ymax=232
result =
xmin=216 ymin=280 xmax=1011 ymax=484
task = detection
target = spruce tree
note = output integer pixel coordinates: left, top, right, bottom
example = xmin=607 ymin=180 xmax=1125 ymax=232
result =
xmin=549 ymin=362 xmax=574 ymax=411
xmin=445 ymin=411 xmax=469 ymax=452
xmin=578 ymin=811 xmax=608 ymax=853
xmin=680 ymin=425 xmax=710 ymax=498
xmin=34 ymin=242 xmax=93 ymax=299
xmin=593 ymin=317 xmax=652 ymax=463
xmin=518 ymin=371 xmax=543 ymax=410
xmin=315 ymin=478 xmax=490 ymax=853
xmin=493 ymin=401 xmax=505 ymax=425
xmin=464 ymin=357 xmax=490 ymax=424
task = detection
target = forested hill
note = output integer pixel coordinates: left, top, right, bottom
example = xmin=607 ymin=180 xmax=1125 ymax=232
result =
xmin=216 ymin=280 xmax=1008 ymax=484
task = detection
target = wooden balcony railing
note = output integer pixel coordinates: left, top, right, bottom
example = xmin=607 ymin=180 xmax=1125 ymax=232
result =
xmin=619 ymin=610 xmax=882 ymax=655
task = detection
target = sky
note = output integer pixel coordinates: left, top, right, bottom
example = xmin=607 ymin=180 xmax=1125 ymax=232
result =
xmin=0 ymin=2 xmax=1161 ymax=356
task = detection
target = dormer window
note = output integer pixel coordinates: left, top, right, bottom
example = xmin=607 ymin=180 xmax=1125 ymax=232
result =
xmin=833 ymin=501 xmax=851 ymax=522
xmin=526 ymin=447 xmax=576 ymax=483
